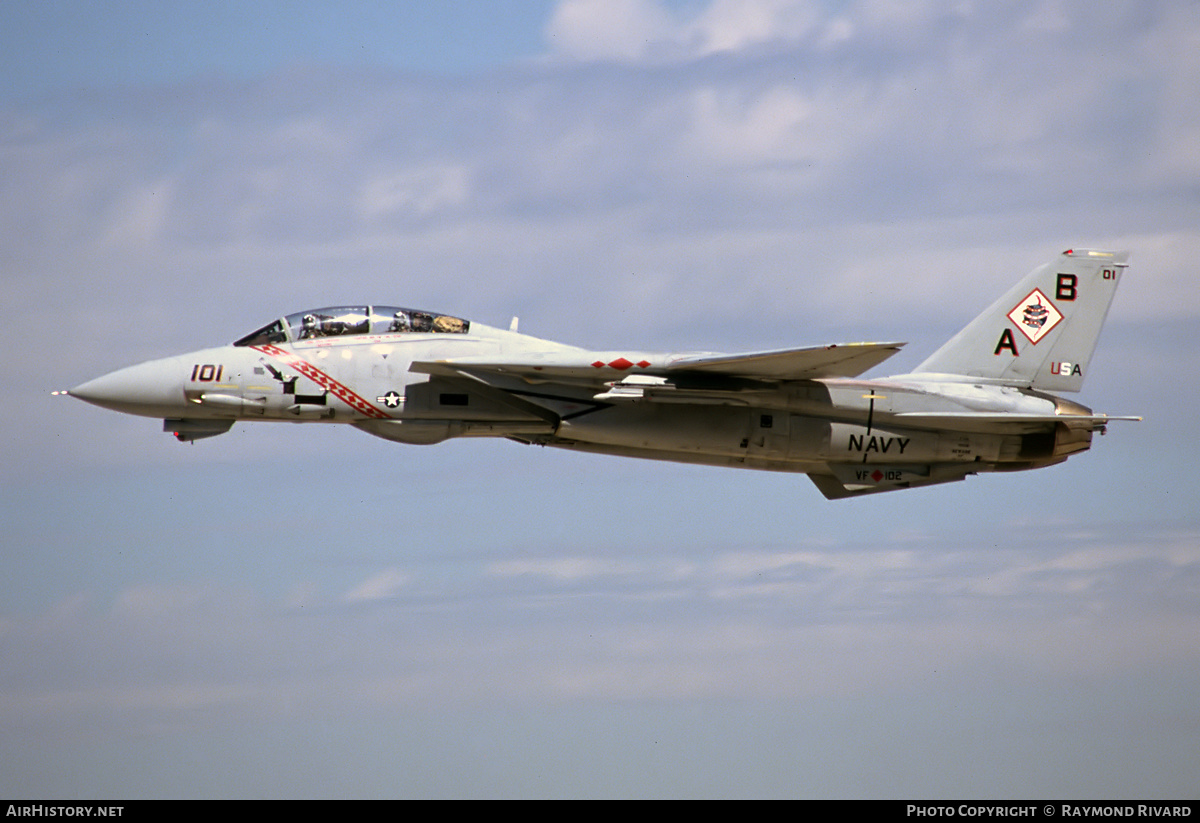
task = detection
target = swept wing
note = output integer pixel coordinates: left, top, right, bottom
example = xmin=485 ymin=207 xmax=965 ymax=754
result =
xmin=412 ymin=341 xmax=904 ymax=384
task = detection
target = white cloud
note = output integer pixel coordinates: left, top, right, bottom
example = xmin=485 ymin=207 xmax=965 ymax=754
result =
xmin=488 ymin=556 xmax=643 ymax=581
xmin=545 ymin=0 xmax=678 ymax=61
xmin=358 ymin=164 xmax=471 ymax=218
xmin=680 ymin=84 xmax=815 ymax=167
xmin=542 ymin=0 xmax=983 ymax=63
xmin=544 ymin=0 xmax=854 ymax=62
xmin=5 ymin=526 xmax=1197 ymax=710
xmin=344 ymin=568 xmax=410 ymax=602
xmin=687 ymin=0 xmax=824 ymax=56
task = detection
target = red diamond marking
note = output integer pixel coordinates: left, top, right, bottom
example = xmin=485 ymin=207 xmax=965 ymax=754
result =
xmin=591 ymin=361 xmax=605 ymax=368
xmin=637 ymin=360 xmax=650 ymax=368
xmin=871 ymin=470 xmax=884 ymax=482
xmin=608 ymin=358 xmax=634 ymax=370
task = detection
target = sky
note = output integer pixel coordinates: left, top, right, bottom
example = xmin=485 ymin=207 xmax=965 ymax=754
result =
xmin=2 ymin=0 xmax=1198 ymax=799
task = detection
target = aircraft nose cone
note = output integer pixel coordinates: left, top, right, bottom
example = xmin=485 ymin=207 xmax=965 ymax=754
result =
xmin=71 ymin=359 xmax=186 ymax=416
xmin=70 ymin=372 xmax=133 ymax=408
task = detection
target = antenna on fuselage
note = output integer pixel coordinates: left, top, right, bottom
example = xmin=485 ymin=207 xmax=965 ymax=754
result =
xmin=509 ymin=316 xmax=519 ymax=332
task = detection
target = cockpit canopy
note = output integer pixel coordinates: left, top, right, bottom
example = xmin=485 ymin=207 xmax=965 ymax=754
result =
xmin=234 ymin=305 xmax=470 ymax=347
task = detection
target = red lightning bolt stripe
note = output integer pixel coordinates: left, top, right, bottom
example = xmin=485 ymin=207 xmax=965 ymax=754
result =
xmin=251 ymin=344 xmax=391 ymax=419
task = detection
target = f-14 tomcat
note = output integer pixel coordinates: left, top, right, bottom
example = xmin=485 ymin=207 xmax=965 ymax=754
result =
xmin=71 ymin=249 xmax=1139 ymax=498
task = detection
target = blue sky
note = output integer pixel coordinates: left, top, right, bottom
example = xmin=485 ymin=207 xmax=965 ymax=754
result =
xmin=2 ymin=0 xmax=1198 ymax=799
xmin=2 ymin=1 xmax=558 ymax=100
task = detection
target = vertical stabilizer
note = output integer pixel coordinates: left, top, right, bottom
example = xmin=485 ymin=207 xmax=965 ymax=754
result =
xmin=911 ymin=249 xmax=1128 ymax=392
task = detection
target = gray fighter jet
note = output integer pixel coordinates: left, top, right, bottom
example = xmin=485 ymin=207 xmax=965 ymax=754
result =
xmin=71 ymin=249 xmax=1139 ymax=497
